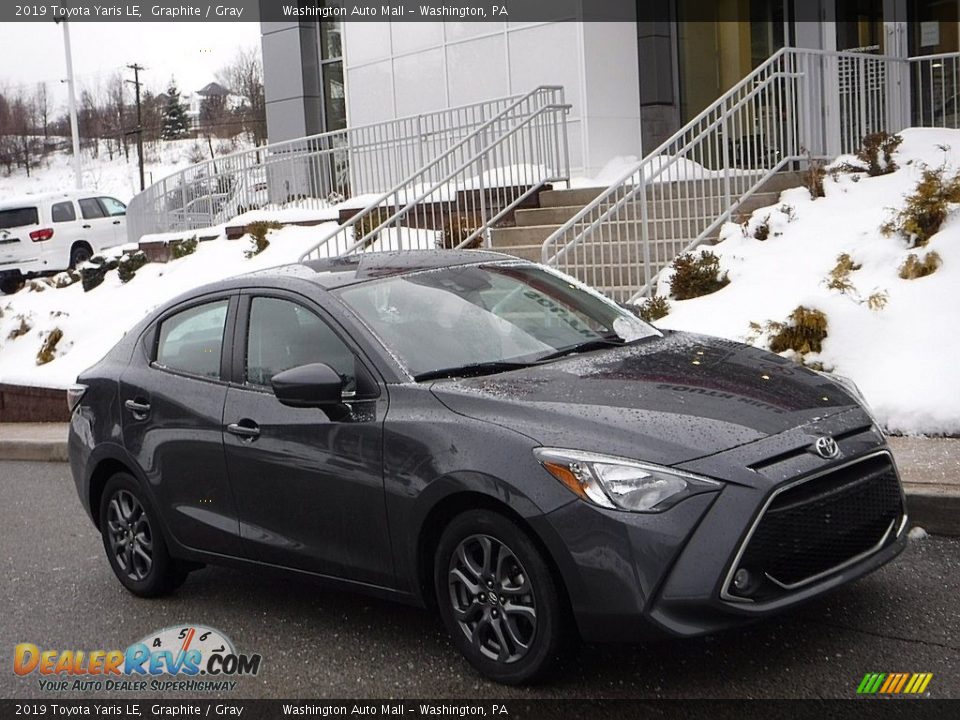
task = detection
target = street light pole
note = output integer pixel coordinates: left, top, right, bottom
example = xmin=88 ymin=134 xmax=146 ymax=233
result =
xmin=58 ymin=19 xmax=83 ymax=189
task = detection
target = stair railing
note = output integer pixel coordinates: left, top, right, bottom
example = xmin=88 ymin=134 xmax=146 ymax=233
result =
xmin=299 ymin=86 xmax=570 ymax=261
xmin=542 ymin=47 xmax=908 ymax=302
xmin=125 ymin=90 xmax=554 ymax=243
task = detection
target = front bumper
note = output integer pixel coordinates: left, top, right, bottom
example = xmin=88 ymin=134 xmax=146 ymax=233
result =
xmin=537 ymin=413 xmax=908 ymax=643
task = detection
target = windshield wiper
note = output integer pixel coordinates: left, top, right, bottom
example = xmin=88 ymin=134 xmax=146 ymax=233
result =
xmin=534 ymin=336 xmax=626 ymax=363
xmin=415 ymin=361 xmax=536 ymax=382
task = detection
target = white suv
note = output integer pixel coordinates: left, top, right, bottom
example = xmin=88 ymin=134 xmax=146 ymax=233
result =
xmin=0 ymin=190 xmax=127 ymax=294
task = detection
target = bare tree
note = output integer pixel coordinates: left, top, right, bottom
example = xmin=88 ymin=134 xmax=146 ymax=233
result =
xmin=35 ymin=82 xmax=51 ymax=140
xmin=216 ymin=46 xmax=266 ymax=145
xmin=10 ymin=89 xmax=39 ymax=177
xmin=106 ymin=72 xmax=128 ymax=160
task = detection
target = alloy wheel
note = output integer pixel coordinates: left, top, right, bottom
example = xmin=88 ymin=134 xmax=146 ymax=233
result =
xmin=106 ymin=489 xmax=153 ymax=581
xmin=448 ymin=534 xmax=537 ymax=664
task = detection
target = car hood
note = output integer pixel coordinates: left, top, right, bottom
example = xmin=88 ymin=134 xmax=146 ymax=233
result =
xmin=430 ymin=331 xmax=859 ymax=466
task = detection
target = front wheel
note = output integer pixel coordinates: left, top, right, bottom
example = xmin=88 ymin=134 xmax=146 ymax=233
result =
xmin=99 ymin=472 xmax=188 ymax=597
xmin=434 ymin=510 xmax=567 ymax=685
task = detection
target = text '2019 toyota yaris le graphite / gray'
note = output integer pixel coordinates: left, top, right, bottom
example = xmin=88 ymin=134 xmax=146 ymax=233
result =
xmin=68 ymin=250 xmax=908 ymax=684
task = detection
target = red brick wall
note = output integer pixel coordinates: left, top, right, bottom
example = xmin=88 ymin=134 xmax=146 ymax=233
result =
xmin=0 ymin=384 xmax=69 ymax=423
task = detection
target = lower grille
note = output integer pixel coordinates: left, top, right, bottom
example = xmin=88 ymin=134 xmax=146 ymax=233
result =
xmin=726 ymin=452 xmax=904 ymax=601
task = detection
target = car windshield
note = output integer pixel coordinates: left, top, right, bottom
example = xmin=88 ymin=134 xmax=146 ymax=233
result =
xmin=336 ymin=262 xmax=661 ymax=380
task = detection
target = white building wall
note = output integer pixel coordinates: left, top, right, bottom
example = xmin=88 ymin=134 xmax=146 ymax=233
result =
xmin=341 ymin=19 xmax=643 ymax=176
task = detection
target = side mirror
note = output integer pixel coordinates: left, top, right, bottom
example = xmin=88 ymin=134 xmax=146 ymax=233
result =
xmin=271 ymin=363 xmax=344 ymax=408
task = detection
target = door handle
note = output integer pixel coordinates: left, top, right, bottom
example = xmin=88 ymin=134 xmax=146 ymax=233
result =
xmin=112 ymin=220 xmax=121 ymax=225
xmin=226 ymin=421 xmax=261 ymax=441
xmin=82 ymin=224 xmax=91 ymax=229
xmin=124 ymin=398 xmax=151 ymax=419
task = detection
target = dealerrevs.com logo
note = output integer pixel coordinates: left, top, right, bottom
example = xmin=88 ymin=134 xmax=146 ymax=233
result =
xmin=13 ymin=625 xmax=262 ymax=692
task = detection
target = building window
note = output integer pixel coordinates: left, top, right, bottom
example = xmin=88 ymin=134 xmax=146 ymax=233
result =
xmin=319 ymin=7 xmax=346 ymax=130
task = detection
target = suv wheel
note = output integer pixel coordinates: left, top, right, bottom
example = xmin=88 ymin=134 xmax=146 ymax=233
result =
xmin=70 ymin=244 xmax=92 ymax=269
xmin=434 ymin=511 xmax=566 ymax=684
xmin=99 ymin=472 xmax=189 ymax=597
xmin=0 ymin=273 xmax=24 ymax=295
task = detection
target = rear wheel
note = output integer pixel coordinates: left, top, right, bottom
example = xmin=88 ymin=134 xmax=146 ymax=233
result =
xmin=99 ymin=472 xmax=189 ymax=597
xmin=0 ymin=273 xmax=24 ymax=295
xmin=69 ymin=244 xmax=93 ymax=269
xmin=434 ymin=510 xmax=567 ymax=684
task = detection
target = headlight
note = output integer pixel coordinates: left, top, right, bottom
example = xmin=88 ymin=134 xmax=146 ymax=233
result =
xmin=534 ymin=448 xmax=721 ymax=512
xmin=819 ymin=371 xmax=882 ymax=431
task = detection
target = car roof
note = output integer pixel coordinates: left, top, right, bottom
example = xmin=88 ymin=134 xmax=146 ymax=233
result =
xmin=0 ymin=190 xmax=114 ymax=209
xmin=246 ymin=250 xmax=526 ymax=290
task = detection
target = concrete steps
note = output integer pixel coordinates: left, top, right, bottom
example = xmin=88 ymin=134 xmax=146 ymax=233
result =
xmin=491 ymin=171 xmax=806 ymax=290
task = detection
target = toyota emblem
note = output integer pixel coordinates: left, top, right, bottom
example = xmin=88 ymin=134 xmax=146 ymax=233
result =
xmin=813 ymin=436 xmax=840 ymax=460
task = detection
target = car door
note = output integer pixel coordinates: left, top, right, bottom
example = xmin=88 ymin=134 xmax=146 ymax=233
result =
xmin=49 ymin=200 xmax=82 ymax=269
xmin=77 ymin=197 xmax=118 ymax=252
xmin=97 ymin=196 xmax=127 ymax=247
xmin=119 ymin=293 xmax=244 ymax=557
xmin=222 ymin=290 xmax=392 ymax=586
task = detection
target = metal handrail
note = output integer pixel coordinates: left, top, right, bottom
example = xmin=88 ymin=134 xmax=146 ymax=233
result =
xmin=541 ymin=47 xmax=922 ymax=302
xmin=125 ymin=89 xmax=553 ymax=243
xmin=300 ymin=86 xmax=570 ymax=261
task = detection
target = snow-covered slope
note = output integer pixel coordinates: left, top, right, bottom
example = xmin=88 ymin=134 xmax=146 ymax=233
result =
xmin=0 ymin=138 xmax=249 ymax=203
xmin=659 ymin=128 xmax=960 ymax=436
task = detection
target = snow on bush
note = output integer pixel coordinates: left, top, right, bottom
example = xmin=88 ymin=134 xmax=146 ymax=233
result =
xmin=658 ymin=128 xmax=960 ymax=436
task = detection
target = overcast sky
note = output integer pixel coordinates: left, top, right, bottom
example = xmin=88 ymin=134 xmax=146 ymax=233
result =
xmin=0 ymin=22 xmax=262 ymax=108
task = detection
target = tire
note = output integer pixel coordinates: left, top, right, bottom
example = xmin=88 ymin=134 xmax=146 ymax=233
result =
xmin=99 ymin=472 xmax=189 ymax=597
xmin=69 ymin=244 xmax=93 ymax=269
xmin=434 ymin=510 xmax=567 ymax=684
xmin=0 ymin=273 xmax=24 ymax=295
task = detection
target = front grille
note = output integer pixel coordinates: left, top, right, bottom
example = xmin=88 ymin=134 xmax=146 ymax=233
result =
xmin=727 ymin=452 xmax=903 ymax=601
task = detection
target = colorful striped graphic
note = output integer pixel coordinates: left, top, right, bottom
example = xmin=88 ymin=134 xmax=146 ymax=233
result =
xmin=857 ymin=673 xmax=933 ymax=694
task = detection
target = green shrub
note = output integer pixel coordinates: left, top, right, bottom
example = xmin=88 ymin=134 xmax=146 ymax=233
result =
xmin=768 ymin=306 xmax=828 ymax=356
xmin=352 ymin=209 xmax=391 ymax=248
xmin=827 ymin=253 xmax=861 ymax=293
xmin=53 ymin=270 xmax=81 ymax=289
xmin=881 ymin=166 xmax=960 ymax=246
xmin=637 ymin=295 xmax=670 ymax=322
xmin=8 ymin=316 xmax=31 ymax=340
xmin=856 ymin=132 xmax=903 ymax=177
xmin=80 ymin=256 xmax=119 ymax=292
xmin=668 ymin=250 xmax=730 ymax=300
xmin=751 ymin=215 xmax=771 ymax=241
xmin=244 ymin=221 xmax=283 ymax=258
xmin=803 ymin=157 xmax=826 ymax=199
xmin=899 ymin=251 xmax=942 ymax=279
xmin=171 ymin=236 xmax=199 ymax=259
xmin=440 ymin=214 xmax=482 ymax=249
xmin=118 ymin=251 xmax=149 ymax=284
xmin=36 ymin=328 xmax=63 ymax=365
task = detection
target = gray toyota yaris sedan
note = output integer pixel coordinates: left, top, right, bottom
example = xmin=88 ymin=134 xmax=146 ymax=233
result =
xmin=68 ymin=250 xmax=907 ymax=684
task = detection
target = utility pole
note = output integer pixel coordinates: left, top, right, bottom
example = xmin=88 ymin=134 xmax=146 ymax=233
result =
xmin=126 ymin=63 xmax=146 ymax=191
xmin=56 ymin=20 xmax=82 ymax=189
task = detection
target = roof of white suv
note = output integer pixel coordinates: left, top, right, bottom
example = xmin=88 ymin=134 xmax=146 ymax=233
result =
xmin=0 ymin=190 xmax=119 ymax=210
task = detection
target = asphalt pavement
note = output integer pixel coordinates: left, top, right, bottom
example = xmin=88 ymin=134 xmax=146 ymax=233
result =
xmin=1 ymin=460 xmax=957 ymax=700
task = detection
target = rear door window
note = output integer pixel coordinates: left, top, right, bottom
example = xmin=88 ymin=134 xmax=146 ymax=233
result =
xmin=155 ymin=300 xmax=230 ymax=380
xmin=51 ymin=201 xmax=77 ymax=223
xmin=78 ymin=198 xmax=106 ymax=219
xmin=0 ymin=207 xmax=39 ymax=229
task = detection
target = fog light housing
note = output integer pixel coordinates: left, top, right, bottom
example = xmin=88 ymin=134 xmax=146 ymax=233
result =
xmin=733 ymin=568 xmax=751 ymax=592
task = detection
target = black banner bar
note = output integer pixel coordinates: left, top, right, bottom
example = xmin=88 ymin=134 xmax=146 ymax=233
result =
xmin=0 ymin=0 xmax=877 ymax=24
xmin=1 ymin=700 xmax=959 ymax=720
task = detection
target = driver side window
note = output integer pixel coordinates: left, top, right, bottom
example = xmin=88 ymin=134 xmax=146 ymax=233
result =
xmin=245 ymin=297 xmax=356 ymax=391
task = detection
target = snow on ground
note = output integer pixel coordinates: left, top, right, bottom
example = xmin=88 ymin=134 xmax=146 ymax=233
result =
xmin=0 ymin=138 xmax=251 ymax=204
xmin=0 ymin=222 xmax=337 ymax=390
xmin=658 ymin=127 xmax=960 ymax=436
